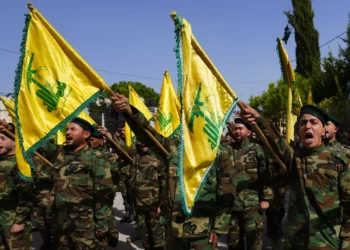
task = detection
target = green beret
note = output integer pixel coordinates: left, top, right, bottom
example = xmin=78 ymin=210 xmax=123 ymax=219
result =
xmin=300 ymin=105 xmax=329 ymax=126
xmin=70 ymin=117 xmax=94 ymax=133
xmin=234 ymin=118 xmax=252 ymax=131
xmin=7 ymin=123 xmax=16 ymax=135
xmin=328 ymin=115 xmax=341 ymax=127
xmin=91 ymin=126 xmax=104 ymax=139
xmin=0 ymin=123 xmax=16 ymax=140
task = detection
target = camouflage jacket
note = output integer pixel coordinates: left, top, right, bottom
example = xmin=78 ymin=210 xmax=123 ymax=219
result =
xmin=258 ymin=117 xmax=350 ymax=249
xmin=93 ymin=145 xmax=119 ymax=192
xmin=124 ymin=106 xmax=223 ymax=238
xmin=231 ymin=138 xmax=273 ymax=210
xmin=43 ymin=143 xmax=114 ymax=231
xmin=211 ymin=142 xmax=235 ymax=234
xmin=32 ymin=150 xmax=54 ymax=191
xmin=0 ymin=155 xmax=33 ymax=224
xmin=326 ymin=139 xmax=350 ymax=158
xmin=111 ymin=134 xmax=135 ymax=178
xmin=132 ymin=151 xmax=166 ymax=210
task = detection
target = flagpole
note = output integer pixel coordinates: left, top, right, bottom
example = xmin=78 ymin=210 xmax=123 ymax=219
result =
xmin=3 ymin=129 xmax=54 ymax=168
xmin=105 ymin=88 xmax=169 ymax=156
xmin=104 ymin=133 xmax=133 ymax=162
xmin=170 ymin=11 xmax=286 ymax=170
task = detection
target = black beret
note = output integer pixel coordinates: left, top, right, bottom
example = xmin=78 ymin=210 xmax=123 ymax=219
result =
xmin=70 ymin=117 xmax=94 ymax=133
xmin=118 ymin=120 xmax=125 ymax=129
xmin=328 ymin=115 xmax=341 ymax=127
xmin=234 ymin=118 xmax=252 ymax=131
xmin=300 ymin=105 xmax=329 ymax=126
xmin=91 ymin=126 xmax=104 ymax=139
xmin=0 ymin=123 xmax=16 ymax=140
xmin=7 ymin=123 xmax=16 ymax=135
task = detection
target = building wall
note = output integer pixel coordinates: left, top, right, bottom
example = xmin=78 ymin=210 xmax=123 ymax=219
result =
xmin=0 ymin=97 xmax=11 ymax=122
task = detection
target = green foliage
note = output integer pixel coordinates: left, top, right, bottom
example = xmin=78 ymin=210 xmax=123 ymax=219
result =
xmin=88 ymin=81 xmax=160 ymax=119
xmin=284 ymin=0 xmax=321 ymax=80
xmin=248 ymin=74 xmax=310 ymax=122
xmin=110 ymin=81 xmax=160 ymax=106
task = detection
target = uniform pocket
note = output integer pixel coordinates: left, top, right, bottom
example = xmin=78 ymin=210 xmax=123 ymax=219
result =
xmin=0 ymin=172 xmax=5 ymax=190
xmin=70 ymin=209 xmax=93 ymax=230
xmin=67 ymin=164 xmax=92 ymax=188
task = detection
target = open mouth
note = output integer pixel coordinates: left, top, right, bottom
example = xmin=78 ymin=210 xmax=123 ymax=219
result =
xmin=304 ymin=132 xmax=314 ymax=144
xmin=66 ymin=136 xmax=73 ymax=142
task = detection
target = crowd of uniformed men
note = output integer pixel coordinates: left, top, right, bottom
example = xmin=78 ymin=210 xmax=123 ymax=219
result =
xmin=1 ymin=93 xmax=350 ymax=250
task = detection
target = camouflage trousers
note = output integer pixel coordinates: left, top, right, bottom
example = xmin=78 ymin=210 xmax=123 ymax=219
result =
xmin=135 ymin=209 xmax=165 ymax=249
xmin=58 ymin=229 xmax=107 ymax=250
xmin=33 ymin=189 xmax=52 ymax=241
xmin=265 ymin=196 xmax=285 ymax=239
xmin=227 ymin=210 xmax=263 ymax=250
xmin=106 ymin=211 xmax=119 ymax=247
xmin=166 ymin=236 xmax=214 ymax=250
xmin=0 ymin=212 xmax=32 ymax=250
xmin=119 ymin=172 xmax=132 ymax=213
xmin=54 ymin=205 xmax=108 ymax=250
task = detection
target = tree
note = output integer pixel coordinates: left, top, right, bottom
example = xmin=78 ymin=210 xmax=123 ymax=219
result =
xmin=249 ymin=74 xmax=310 ymax=122
xmin=284 ymin=0 xmax=321 ymax=80
xmin=88 ymin=81 xmax=160 ymax=122
xmin=315 ymin=16 xmax=350 ymax=103
xmin=110 ymin=81 xmax=160 ymax=107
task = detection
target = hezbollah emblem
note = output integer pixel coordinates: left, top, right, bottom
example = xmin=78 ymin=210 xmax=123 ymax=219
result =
xmin=25 ymin=52 xmax=69 ymax=113
xmin=188 ymin=82 xmax=221 ymax=150
xmin=156 ymin=105 xmax=173 ymax=133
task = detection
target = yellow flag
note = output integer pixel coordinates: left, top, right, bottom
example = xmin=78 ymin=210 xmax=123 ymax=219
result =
xmin=154 ymin=71 xmax=180 ymax=137
xmin=307 ymin=86 xmax=313 ymax=105
xmin=277 ymin=38 xmax=303 ymax=142
xmin=125 ymin=86 xmax=154 ymax=147
xmin=55 ymin=110 xmax=96 ymax=145
xmin=277 ymin=38 xmax=303 ymax=115
xmin=0 ymin=97 xmax=33 ymax=182
xmin=172 ymin=13 xmax=238 ymax=215
xmin=14 ymin=5 xmax=108 ymax=178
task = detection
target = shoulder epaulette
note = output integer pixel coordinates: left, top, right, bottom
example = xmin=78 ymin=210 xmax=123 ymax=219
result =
xmin=341 ymin=144 xmax=350 ymax=150
xmin=330 ymin=149 xmax=349 ymax=165
xmin=91 ymin=149 xmax=106 ymax=159
xmin=250 ymin=142 xmax=262 ymax=150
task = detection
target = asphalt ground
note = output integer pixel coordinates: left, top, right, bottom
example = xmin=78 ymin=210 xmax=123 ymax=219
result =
xmin=32 ymin=192 xmax=288 ymax=249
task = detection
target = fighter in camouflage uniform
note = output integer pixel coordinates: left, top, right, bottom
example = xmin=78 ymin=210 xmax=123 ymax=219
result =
xmin=42 ymin=118 xmax=114 ymax=249
xmin=110 ymin=93 xmax=234 ymax=250
xmin=324 ymin=115 xmax=350 ymax=157
xmin=257 ymin=119 xmax=288 ymax=241
xmin=226 ymin=118 xmax=272 ymax=250
xmin=0 ymin=122 xmax=33 ymax=250
xmin=31 ymin=149 xmax=56 ymax=249
xmin=240 ymin=103 xmax=350 ymax=249
xmin=131 ymin=142 xmax=166 ymax=250
xmin=90 ymin=127 xmax=119 ymax=248
xmin=263 ymin=144 xmax=287 ymax=241
xmin=113 ymin=126 xmax=135 ymax=223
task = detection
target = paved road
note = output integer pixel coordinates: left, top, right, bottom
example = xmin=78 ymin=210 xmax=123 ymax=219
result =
xmin=32 ymin=192 xmax=288 ymax=249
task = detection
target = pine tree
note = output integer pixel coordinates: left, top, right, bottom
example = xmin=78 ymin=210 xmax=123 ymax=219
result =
xmin=284 ymin=0 xmax=321 ymax=79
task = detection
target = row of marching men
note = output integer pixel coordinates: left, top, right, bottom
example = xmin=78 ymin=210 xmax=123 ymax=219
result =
xmin=1 ymin=93 xmax=350 ymax=250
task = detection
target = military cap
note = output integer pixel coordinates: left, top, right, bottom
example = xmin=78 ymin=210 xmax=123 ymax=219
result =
xmin=70 ymin=117 xmax=94 ymax=132
xmin=7 ymin=123 xmax=15 ymax=135
xmin=328 ymin=115 xmax=341 ymax=127
xmin=118 ymin=120 xmax=125 ymax=129
xmin=0 ymin=123 xmax=16 ymax=140
xmin=91 ymin=126 xmax=104 ymax=138
xmin=300 ymin=105 xmax=329 ymax=126
xmin=234 ymin=118 xmax=252 ymax=131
